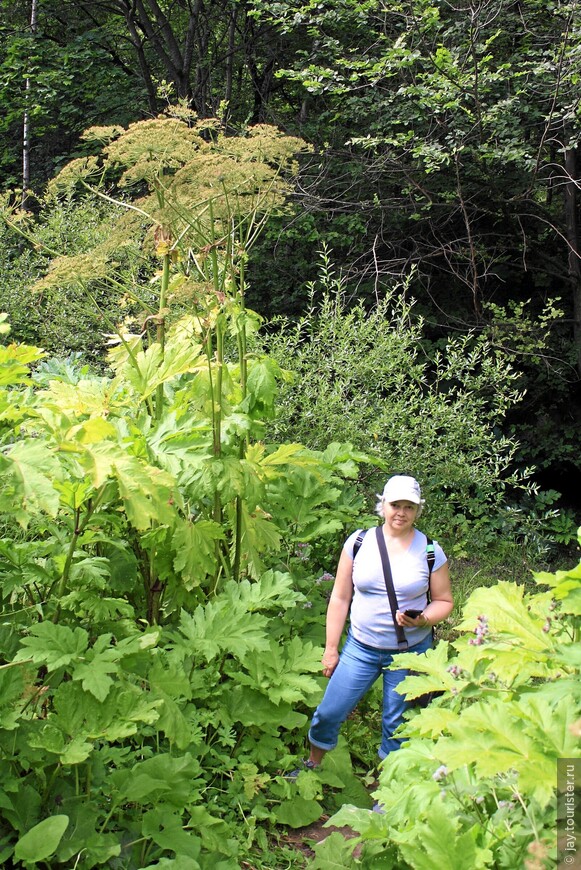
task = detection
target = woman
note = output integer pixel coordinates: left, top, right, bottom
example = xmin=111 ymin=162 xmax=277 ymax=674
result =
xmin=300 ymin=474 xmax=453 ymax=770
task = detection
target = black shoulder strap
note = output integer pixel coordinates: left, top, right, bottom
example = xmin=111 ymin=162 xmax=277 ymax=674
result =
xmin=426 ymin=538 xmax=435 ymax=577
xmin=352 ymin=528 xmax=367 ymax=559
xmin=374 ymin=526 xmax=408 ymax=650
xmin=426 ymin=537 xmax=435 ymax=604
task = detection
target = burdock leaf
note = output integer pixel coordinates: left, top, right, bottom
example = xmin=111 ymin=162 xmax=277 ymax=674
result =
xmin=14 ymin=815 xmax=69 ymax=863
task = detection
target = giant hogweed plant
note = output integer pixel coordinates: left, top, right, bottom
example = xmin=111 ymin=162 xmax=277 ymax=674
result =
xmin=1 ymin=112 xmax=310 ymax=362
xmin=0 ymin=334 xmax=362 ymax=866
xmin=313 ymin=540 xmax=581 ymax=869
xmin=0 ymin=156 xmax=369 ymax=866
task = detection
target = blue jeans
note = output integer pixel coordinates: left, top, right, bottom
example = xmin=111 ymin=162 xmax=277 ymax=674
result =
xmin=308 ymin=631 xmax=432 ymax=760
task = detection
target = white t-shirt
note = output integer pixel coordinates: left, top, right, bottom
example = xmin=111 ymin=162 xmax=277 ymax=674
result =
xmin=345 ymin=527 xmax=447 ymax=650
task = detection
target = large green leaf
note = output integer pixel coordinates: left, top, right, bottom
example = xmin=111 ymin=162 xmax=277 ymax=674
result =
xmin=114 ymin=337 xmax=204 ymax=400
xmin=53 ymin=681 xmax=161 ymax=741
xmin=393 ymin=805 xmax=492 ymax=870
xmin=325 ymin=804 xmax=387 ymax=838
xmin=274 ymin=796 xmax=323 ymax=828
xmin=59 ymin=735 xmax=94 ymax=765
xmin=310 ymin=831 xmax=360 ymax=869
xmin=223 ymin=685 xmax=303 ymax=727
xmin=176 ymin=600 xmax=270 ymax=662
xmin=436 ymin=695 xmax=578 ymax=805
xmin=111 ymin=753 xmax=203 ymax=808
xmin=85 ymin=442 xmax=181 ymax=529
xmin=56 ymin=803 xmax=120 ymax=864
xmin=15 ymin=622 xmax=88 ymax=671
xmin=0 ymin=784 xmax=42 ymax=836
xmin=14 ymin=814 xmax=69 ymax=863
xmin=187 ymin=805 xmax=239 ymax=856
xmin=393 ymin=641 xmax=456 ymax=700
xmin=0 ymin=441 xmax=62 ymax=525
xmin=455 ymin=581 xmax=551 ymax=651
xmin=0 ymin=342 xmax=44 ymax=386
xmin=535 ymin=562 xmax=581 ymax=615
xmin=248 ymin=441 xmax=312 ymax=471
xmin=245 ymin=357 xmax=279 ymax=417
xmin=232 ymin=637 xmax=321 ymax=704
xmin=73 ymin=653 xmax=118 ymax=701
xmin=142 ymin=808 xmax=202 ymax=859
xmin=222 ymin=570 xmax=305 ymax=612
xmin=149 ymin=659 xmax=192 ymax=699
xmin=172 ymin=518 xmax=224 ymax=587
xmin=235 ymin=500 xmax=281 ymax=578
xmin=37 ymin=377 xmax=120 ymax=424
xmin=154 ymin=694 xmax=194 ymax=749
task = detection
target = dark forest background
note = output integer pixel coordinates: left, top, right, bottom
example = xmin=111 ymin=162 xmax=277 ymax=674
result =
xmin=1 ymin=0 xmax=580 ymax=520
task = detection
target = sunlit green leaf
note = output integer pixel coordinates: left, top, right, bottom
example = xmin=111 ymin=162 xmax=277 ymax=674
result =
xmin=172 ymin=518 xmax=223 ymax=586
xmin=15 ymin=622 xmax=88 ymax=671
xmin=176 ymin=601 xmax=270 ymax=662
xmin=0 ymin=441 xmax=62 ymax=525
xmin=14 ymin=815 xmax=69 ymax=863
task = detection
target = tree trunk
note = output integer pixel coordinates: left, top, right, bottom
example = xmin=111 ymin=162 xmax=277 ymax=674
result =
xmin=21 ymin=0 xmax=38 ymax=210
xmin=123 ymin=12 xmax=159 ymax=114
xmin=119 ymin=0 xmax=196 ymax=101
xmin=223 ymin=4 xmax=237 ymax=121
xmin=565 ymin=145 xmax=581 ymax=376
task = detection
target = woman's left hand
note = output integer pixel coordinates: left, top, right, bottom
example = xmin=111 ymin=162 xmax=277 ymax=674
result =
xmin=396 ymin=609 xmax=428 ymax=628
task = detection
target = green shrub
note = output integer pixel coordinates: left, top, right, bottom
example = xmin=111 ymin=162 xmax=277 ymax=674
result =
xmin=258 ymin=250 xmax=537 ymax=558
xmin=0 ymin=195 xmax=135 ymax=362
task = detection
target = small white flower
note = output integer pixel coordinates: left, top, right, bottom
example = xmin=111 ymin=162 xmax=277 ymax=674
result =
xmin=432 ymin=765 xmax=449 ymax=781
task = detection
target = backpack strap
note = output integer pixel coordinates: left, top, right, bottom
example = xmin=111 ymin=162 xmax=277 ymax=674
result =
xmin=426 ymin=537 xmax=435 ymax=604
xmin=352 ymin=528 xmax=367 ymax=560
xmin=354 ymin=532 xmax=435 ymax=574
xmin=426 ymin=538 xmax=435 ymax=578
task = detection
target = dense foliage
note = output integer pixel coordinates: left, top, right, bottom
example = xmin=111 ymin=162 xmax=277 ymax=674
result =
xmin=1 ymin=0 xmax=580 ymax=513
xmin=0 ymin=282 xmax=370 ymax=865
xmin=313 ymin=543 xmax=581 ymax=869
xmin=257 ymin=252 xmax=537 ymax=556
xmin=0 ymin=6 xmax=579 ymax=865
xmin=0 ymin=114 xmax=309 ymax=361
xmin=0 ymin=291 xmax=578 ymax=865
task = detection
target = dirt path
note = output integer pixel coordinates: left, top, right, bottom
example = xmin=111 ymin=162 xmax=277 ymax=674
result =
xmin=281 ymin=815 xmax=361 ymax=864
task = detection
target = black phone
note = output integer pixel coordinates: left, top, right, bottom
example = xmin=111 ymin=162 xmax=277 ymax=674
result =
xmin=404 ymin=609 xmax=422 ymax=618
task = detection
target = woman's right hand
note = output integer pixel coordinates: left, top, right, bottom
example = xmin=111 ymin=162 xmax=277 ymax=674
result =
xmin=322 ymin=649 xmax=339 ymax=678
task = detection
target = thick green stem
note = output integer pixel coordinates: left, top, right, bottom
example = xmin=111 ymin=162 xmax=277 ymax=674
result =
xmin=213 ymin=318 xmax=224 ymax=532
xmin=232 ymin=253 xmax=247 ymax=583
xmin=155 ymin=250 xmax=170 ymax=419
xmin=53 ymin=485 xmax=107 ymax=622
xmin=208 ymin=200 xmax=224 ymax=537
xmin=143 ymin=248 xmax=172 ymax=617
xmin=56 ymin=509 xmax=81 ymax=600
xmin=232 ymin=499 xmax=243 ymax=583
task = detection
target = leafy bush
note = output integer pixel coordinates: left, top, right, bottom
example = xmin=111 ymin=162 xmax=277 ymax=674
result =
xmin=0 ymin=194 xmax=133 ymax=361
xmin=318 ymin=534 xmax=581 ymax=868
xmin=1 ymin=115 xmax=575 ymax=868
xmin=258 ymin=251 xmax=538 ymax=557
